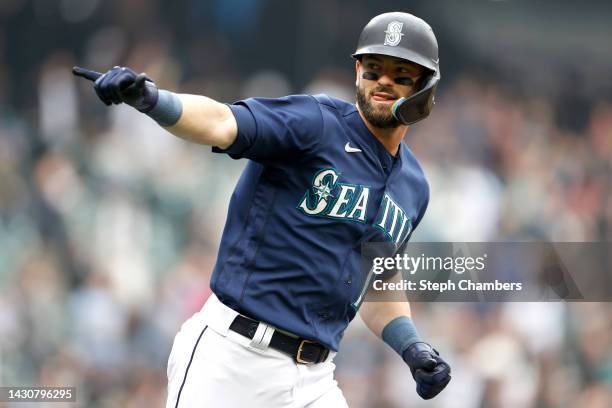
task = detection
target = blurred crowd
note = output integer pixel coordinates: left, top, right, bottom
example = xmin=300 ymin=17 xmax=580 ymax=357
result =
xmin=1 ymin=0 xmax=611 ymax=407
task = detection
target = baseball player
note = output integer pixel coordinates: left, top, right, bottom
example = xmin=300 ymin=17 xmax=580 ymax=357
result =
xmin=74 ymin=11 xmax=451 ymax=407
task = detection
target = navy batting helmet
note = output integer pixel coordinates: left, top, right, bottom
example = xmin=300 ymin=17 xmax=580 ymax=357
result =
xmin=352 ymin=12 xmax=440 ymax=125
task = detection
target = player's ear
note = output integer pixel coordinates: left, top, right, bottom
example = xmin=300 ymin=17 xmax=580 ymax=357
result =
xmin=355 ymin=60 xmax=361 ymax=86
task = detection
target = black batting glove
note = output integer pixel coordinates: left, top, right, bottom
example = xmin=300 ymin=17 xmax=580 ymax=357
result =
xmin=73 ymin=66 xmax=159 ymax=112
xmin=402 ymin=342 xmax=451 ymax=400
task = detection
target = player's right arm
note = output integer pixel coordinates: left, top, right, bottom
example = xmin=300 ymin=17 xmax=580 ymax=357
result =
xmin=74 ymin=65 xmax=323 ymax=162
xmin=168 ymin=94 xmax=237 ymax=149
xmin=72 ymin=66 xmax=237 ymax=149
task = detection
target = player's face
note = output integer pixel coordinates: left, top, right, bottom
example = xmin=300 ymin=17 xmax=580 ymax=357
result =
xmin=356 ymin=54 xmax=424 ymax=129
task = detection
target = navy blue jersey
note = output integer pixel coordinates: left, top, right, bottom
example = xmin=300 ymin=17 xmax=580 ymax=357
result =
xmin=210 ymin=94 xmax=429 ymax=351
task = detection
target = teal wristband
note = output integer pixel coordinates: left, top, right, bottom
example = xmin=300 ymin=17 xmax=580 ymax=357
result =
xmin=146 ymin=90 xmax=183 ymax=126
xmin=382 ymin=316 xmax=422 ymax=357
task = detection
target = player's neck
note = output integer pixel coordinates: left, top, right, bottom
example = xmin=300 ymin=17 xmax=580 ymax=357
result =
xmin=358 ymin=108 xmax=408 ymax=156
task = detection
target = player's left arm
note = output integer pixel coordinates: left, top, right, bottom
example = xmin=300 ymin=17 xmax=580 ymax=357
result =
xmin=359 ymin=275 xmax=451 ymax=400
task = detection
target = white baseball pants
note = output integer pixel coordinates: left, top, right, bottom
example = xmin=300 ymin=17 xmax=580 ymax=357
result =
xmin=166 ymin=294 xmax=349 ymax=408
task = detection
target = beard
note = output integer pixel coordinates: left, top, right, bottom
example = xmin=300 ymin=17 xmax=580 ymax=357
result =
xmin=356 ymin=85 xmax=401 ymax=129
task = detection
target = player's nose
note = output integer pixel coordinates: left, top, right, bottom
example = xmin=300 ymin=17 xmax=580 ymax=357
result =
xmin=376 ymin=73 xmax=395 ymax=87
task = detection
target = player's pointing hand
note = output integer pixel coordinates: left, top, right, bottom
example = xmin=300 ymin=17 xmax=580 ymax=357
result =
xmin=403 ymin=342 xmax=451 ymax=399
xmin=72 ymin=65 xmax=159 ymax=112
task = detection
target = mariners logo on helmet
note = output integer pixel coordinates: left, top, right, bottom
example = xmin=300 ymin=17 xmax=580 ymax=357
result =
xmin=383 ymin=21 xmax=404 ymax=46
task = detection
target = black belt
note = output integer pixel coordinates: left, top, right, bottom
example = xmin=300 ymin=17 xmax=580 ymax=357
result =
xmin=229 ymin=314 xmax=330 ymax=364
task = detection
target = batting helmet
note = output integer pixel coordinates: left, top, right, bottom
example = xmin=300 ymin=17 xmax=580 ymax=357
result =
xmin=352 ymin=12 xmax=440 ymax=125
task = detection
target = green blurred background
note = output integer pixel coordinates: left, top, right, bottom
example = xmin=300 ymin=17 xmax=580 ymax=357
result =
xmin=0 ymin=0 xmax=611 ymax=407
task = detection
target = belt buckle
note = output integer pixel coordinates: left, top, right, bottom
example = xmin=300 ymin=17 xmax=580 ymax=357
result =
xmin=296 ymin=339 xmax=315 ymax=364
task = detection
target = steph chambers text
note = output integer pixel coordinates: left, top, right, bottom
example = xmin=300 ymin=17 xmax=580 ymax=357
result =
xmin=373 ymin=279 xmax=523 ymax=292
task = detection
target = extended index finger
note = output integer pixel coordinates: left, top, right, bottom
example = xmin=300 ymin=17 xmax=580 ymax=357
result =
xmin=72 ymin=66 xmax=103 ymax=82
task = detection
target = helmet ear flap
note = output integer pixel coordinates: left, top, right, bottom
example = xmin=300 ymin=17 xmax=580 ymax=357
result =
xmin=392 ymin=71 xmax=440 ymax=125
xmin=414 ymin=70 xmax=433 ymax=93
